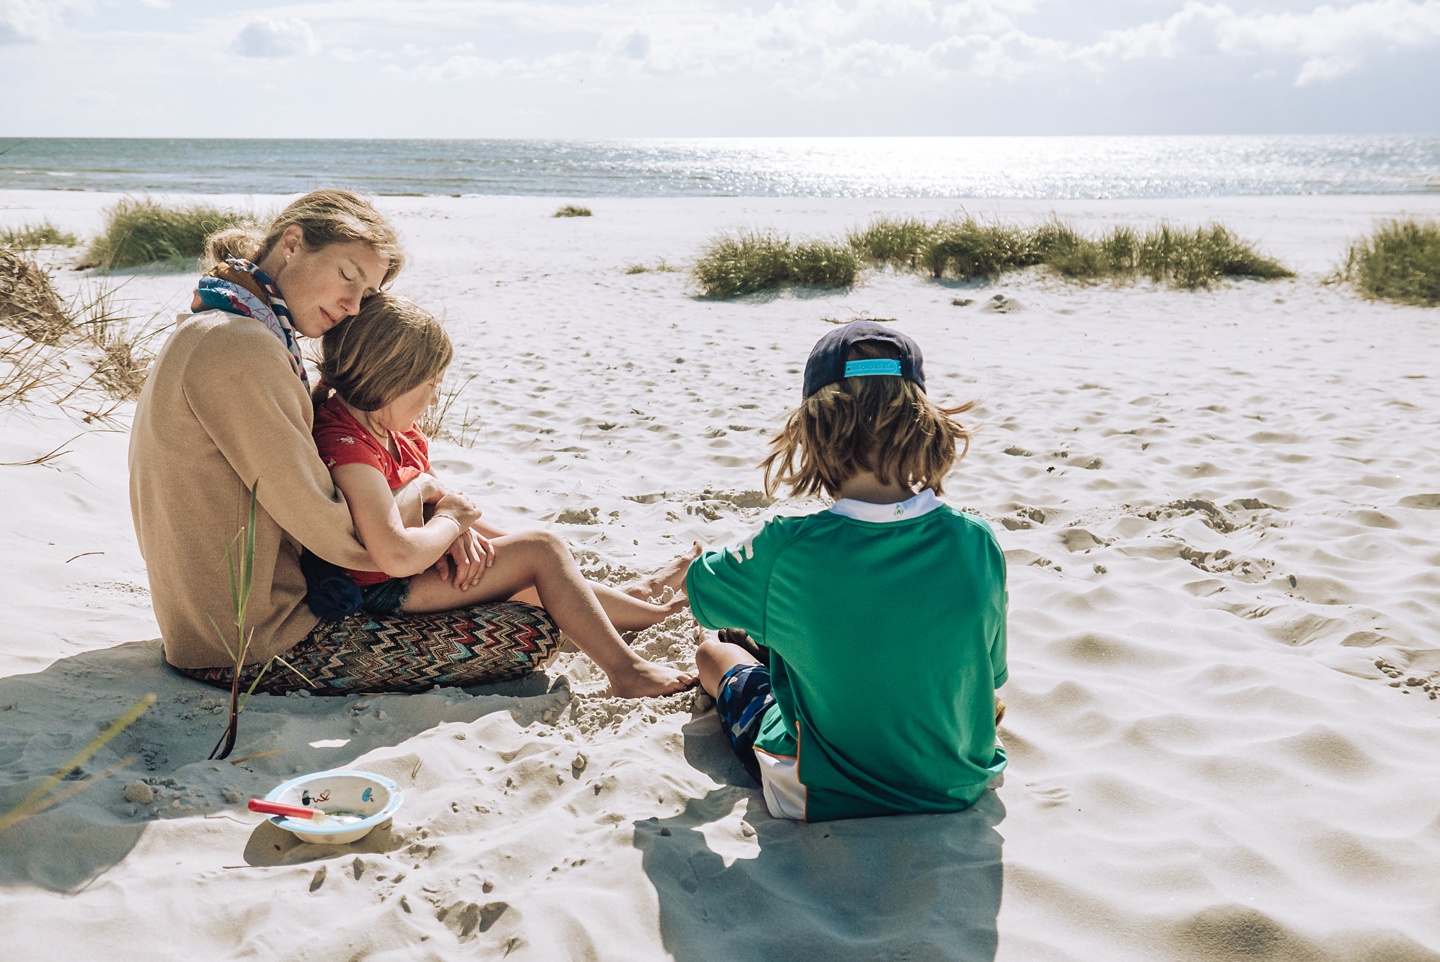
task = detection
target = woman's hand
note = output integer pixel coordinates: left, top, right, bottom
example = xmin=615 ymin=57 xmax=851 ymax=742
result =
xmin=432 ymin=490 xmax=482 ymax=530
xmin=413 ymin=472 xmax=448 ymax=506
xmin=394 ymin=473 xmax=447 ymax=529
xmin=433 ymin=527 xmax=496 ymax=590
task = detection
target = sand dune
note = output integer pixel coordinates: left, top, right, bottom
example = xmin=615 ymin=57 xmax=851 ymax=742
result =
xmin=2 ymin=189 xmax=1439 ymax=960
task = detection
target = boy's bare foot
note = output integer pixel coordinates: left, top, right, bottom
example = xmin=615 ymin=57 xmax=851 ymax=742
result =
xmin=623 ymin=542 xmax=702 ymax=601
xmin=609 ymin=661 xmax=698 ymax=698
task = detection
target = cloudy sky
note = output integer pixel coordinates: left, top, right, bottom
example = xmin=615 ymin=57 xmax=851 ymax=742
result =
xmin=1 ymin=0 xmax=1437 ymax=137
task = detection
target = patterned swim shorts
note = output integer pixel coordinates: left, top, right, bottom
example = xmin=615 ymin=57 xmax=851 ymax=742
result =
xmin=715 ymin=663 xmax=776 ymax=785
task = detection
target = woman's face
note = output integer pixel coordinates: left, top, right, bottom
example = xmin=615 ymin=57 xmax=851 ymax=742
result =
xmin=270 ymin=226 xmax=388 ymax=339
xmin=374 ymin=374 xmax=443 ymax=435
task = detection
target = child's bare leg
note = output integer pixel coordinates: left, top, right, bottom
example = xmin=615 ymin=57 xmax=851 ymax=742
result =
xmin=696 ymin=634 xmax=762 ymax=699
xmin=622 ymin=541 xmax=702 ymax=600
xmin=508 ymin=581 xmax=686 ymax=632
xmin=404 ymin=532 xmax=696 ymax=698
xmin=588 ymin=582 xmax=688 ymax=631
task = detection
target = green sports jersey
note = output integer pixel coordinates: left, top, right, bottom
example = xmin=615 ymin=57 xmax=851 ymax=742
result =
xmin=687 ymin=490 xmax=1008 ymax=822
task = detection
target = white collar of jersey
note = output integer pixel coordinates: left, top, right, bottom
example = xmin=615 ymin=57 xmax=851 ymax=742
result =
xmin=828 ymin=488 xmax=942 ymax=523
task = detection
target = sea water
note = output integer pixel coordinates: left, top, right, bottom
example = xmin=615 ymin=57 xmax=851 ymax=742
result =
xmin=1 ymin=135 xmax=1436 ymax=199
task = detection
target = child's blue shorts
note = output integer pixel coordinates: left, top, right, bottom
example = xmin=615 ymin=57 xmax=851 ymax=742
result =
xmin=301 ymin=550 xmax=410 ymax=619
xmin=715 ymin=663 xmax=775 ymax=785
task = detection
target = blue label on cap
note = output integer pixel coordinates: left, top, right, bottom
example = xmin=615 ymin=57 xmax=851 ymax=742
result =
xmin=844 ymin=359 xmax=902 ymax=378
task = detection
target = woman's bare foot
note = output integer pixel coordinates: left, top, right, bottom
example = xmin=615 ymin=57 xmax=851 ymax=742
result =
xmin=623 ymin=541 xmax=702 ymax=601
xmin=609 ymin=660 xmax=698 ymax=698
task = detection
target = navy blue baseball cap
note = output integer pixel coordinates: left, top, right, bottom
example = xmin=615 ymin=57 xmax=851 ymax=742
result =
xmin=802 ymin=321 xmax=926 ymax=399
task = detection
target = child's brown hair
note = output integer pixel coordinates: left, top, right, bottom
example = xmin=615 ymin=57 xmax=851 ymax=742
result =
xmin=760 ymin=340 xmax=975 ymax=499
xmin=312 ymin=292 xmax=452 ymax=413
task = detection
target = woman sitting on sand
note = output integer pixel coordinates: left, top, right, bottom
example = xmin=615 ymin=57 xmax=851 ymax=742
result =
xmin=304 ymin=291 xmax=694 ymax=697
xmin=129 ymin=189 xmax=691 ymax=697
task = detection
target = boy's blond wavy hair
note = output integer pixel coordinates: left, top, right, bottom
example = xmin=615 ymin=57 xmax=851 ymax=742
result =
xmin=760 ymin=340 xmax=975 ymax=499
xmin=312 ymin=292 xmax=452 ymax=414
xmin=204 ymin=189 xmax=404 ymax=287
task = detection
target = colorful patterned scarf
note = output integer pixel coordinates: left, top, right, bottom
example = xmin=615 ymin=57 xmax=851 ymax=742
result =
xmin=192 ymin=258 xmax=309 ymax=387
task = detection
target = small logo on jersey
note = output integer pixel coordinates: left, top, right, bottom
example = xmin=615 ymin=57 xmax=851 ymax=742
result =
xmin=726 ymin=526 xmax=762 ymax=563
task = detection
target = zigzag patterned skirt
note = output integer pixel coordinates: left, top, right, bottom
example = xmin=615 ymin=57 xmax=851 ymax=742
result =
xmin=175 ymin=600 xmax=562 ymax=695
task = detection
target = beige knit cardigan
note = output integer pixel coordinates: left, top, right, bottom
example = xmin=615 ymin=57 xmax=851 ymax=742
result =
xmin=129 ymin=310 xmax=380 ymax=669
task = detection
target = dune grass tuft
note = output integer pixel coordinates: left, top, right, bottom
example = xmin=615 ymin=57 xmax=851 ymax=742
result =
xmin=624 ymin=259 xmax=682 ymax=275
xmin=851 ymin=215 xmax=1291 ymax=289
xmin=693 ymin=215 xmax=1294 ymax=300
xmin=2 ymin=248 xmax=162 ymax=410
xmin=1135 ymin=224 xmax=1293 ymax=290
xmin=417 ymin=373 xmax=482 ymax=448
xmin=916 ymin=218 xmax=1043 ymax=281
xmin=554 ymin=204 xmax=593 ymax=218
xmin=693 ymin=231 xmax=858 ymax=298
xmin=1336 ymin=219 xmax=1440 ymax=307
xmin=791 ymin=239 xmax=861 ymax=289
xmin=1044 ymin=225 xmax=1142 ymax=280
xmin=847 ymin=217 xmax=937 ymax=271
xmin=0 ymin=221 xmax=80 ymax=249
xmin=0 ymin=247 xmax=73 ymax=344
xmin=73 ymin=284 xmax=155 ymax=402
xmin=84 ymin=197 xmax=258 ymax=270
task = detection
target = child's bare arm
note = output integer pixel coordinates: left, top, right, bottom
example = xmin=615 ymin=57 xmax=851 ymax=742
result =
xmin=331 ymin=462 xmax=481 ymax=578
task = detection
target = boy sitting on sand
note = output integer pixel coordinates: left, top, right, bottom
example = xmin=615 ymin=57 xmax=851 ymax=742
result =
xmin=687 ymin=321 xmax=1008 ymax=821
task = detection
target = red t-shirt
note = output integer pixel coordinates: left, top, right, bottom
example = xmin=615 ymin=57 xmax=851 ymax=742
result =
xmin=313 ymin=394 xmax=431 ymax=586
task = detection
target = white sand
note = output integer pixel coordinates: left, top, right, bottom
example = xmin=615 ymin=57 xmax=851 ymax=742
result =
xmin=2 ymin=188 xmax=1440 ymax=961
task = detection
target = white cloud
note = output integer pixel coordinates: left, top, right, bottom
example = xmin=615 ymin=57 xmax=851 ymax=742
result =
xmin=428 ymin=53 xmax=488 ymax=81
xmin=939 ymin=0 xmax=1036 ymax=33
xmin=0 ymin=0 xmax=87 ymax=44
xmin=2 ymin=0 xmax=1436 ymax=135
xmin=617 ymin=28 xmax=650 ymax=61
xmin=232 ymin=16 xmax=318 ymax=58
xmin=1295 ymin=53 xmax=1359 ymax=84
xmin=829 ymin=38 xmax=921 ymax=78
xmin=1087 ymin=0 xmax=1440 ymax=84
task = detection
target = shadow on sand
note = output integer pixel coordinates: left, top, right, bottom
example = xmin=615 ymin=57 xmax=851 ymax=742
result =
xmin=0 ymin=639 xmax=562 ymax=892
xmin=635 ymin=716 xmax=1005 ymax=962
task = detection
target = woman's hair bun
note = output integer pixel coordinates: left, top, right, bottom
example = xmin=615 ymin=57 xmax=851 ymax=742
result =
xmin=203 ymin=226 xmax=265 ymax=268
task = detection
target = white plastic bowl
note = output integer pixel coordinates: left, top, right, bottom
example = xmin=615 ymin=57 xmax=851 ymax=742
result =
xmin=262 ymin=769 xmax=403 ymax=844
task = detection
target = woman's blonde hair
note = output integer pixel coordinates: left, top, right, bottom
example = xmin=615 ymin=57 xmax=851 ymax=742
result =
xmin=204 ymin=189 xmax=404 ymax=287
xmin=312 ymin=292 xmax=452 ymax=414
xmin=760 ymin=340 xmax=975 ymax=499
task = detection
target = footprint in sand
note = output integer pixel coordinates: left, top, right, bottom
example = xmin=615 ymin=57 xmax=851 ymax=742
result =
xmin=1059 ymin=528 xmax=1108 ymax=552
xmin=556 ymin=506 xmax=601 ymax=525
xmin=437 ymin=900 xmax=510 ymax=941
xmin=1030 ymin=784 xmax=1071 ymax=808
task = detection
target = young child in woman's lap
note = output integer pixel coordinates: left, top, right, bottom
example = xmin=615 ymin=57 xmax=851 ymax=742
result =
xmin=308 ymin=292 xmax=694 ymax=698
xmin=687 ymin=321 xmax=1008 ymax=821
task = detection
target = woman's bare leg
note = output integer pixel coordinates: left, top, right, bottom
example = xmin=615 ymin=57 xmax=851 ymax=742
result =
xmin=403 ymin=531 xmax=695 ymax=698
